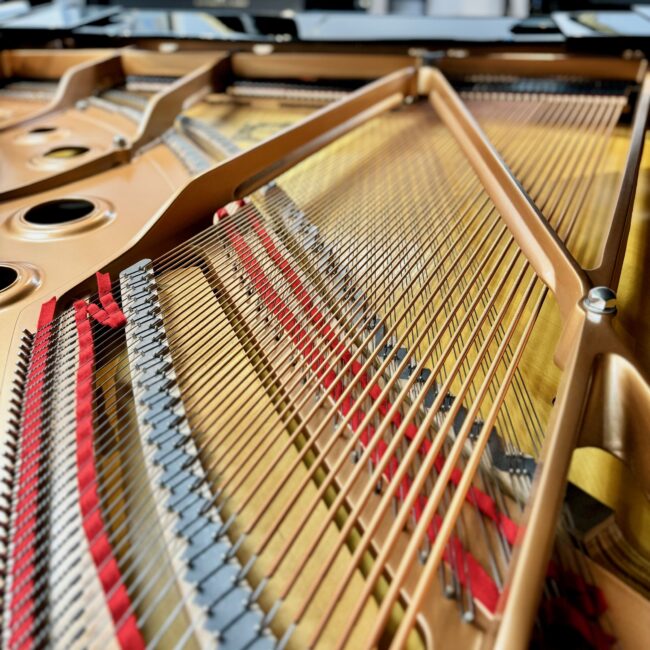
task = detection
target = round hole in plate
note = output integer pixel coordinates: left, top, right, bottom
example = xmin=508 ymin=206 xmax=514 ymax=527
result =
xmin=0 ymin=265 xmax=19 ymax=292
xmin=24 ymin=198 xmax=95 ymax=226
xmin=44 ymin=145 xmax=90 ymax=159
xmin=29 ymin=126 xmax=57 ymax=134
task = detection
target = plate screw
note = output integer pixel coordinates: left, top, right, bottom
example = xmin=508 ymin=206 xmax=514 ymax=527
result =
xmin=584 ymin=286 xmax=617 ymax=315
xmin=113 ymin=134 xmax=128 ymax=148
xmin=75 ymin=99 xmax=88 ymax=111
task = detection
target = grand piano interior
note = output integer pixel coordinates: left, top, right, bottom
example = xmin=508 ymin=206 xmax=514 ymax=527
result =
xmin=0 ymin=2 xmax=649 ymax=649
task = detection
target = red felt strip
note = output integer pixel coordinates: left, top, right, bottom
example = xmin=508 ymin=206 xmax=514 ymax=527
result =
xmin=73 ymin=273 xmax=143 ymax=650
xmin=248 ymin=213 xmax=519 ymax=537
xmin=222 ymin=214 xmax=505 ymax=612
xmin=220 ymin=209 xmax=612 ymax=634
xmin=250 ymin=215 xmax=520 ymax=564
xmin=8 ymin=298 xmax=56 ymax=650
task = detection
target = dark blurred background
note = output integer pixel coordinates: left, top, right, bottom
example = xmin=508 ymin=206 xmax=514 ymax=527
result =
xmin=13 ymin=0 xmax=650 ymax=17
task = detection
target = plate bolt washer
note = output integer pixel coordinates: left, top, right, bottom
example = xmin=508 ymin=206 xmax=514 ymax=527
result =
xmin=584 ymin=286 xmax=617 ymax=315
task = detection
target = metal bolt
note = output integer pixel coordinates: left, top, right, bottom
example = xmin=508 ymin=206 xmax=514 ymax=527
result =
xmin=113 ymin=134 xmax=128 ymax=148
xmin=75 ymin=99 xmax=88 ymax=111
xmin=584 ymin=286 xmax=617 ymax=315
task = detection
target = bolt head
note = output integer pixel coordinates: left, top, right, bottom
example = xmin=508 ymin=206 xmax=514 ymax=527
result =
xmin=584 ymin=286 xmax=617 ymax=315
xmin=113 ymin=134 xmax=128 ymax=148
xmin=75 ymin=99 xmax=88 ymax=111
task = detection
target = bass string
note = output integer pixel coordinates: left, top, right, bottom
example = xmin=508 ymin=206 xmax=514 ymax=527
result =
xmin=441 ymin=92 xmax=600 ymax=459
xmin=378 ymin=287 xmax=548 ymax=650
xmin=440 ymin=92 xmax=616 ymax=492
xmin=448 ymin=93 xmax=578 ymax=453
xmin=400 ymin=105 xmax=565 ymax=589
xmin=304 ymin=269 xmax=545 ymax=648
xmin=335 ymin=276 xmax=542 ymax=647
xmin=422 ymin=86 xmax=620 ymax=604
